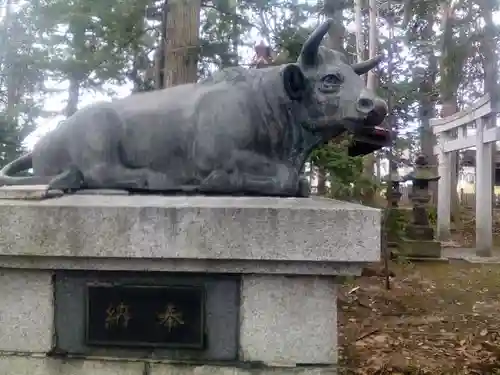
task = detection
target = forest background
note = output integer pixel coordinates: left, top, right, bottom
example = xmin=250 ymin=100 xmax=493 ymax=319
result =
xmin=0 ymin=0 xmax=498 ymax=207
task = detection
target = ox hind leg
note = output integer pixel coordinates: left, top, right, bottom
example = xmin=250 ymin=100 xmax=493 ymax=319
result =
xmin=63 ymin=108 xmax=176 ymax=192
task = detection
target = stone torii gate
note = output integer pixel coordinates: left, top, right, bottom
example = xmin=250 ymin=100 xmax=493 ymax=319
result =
xmin=431 ymin=94 xmax=499 ymax=256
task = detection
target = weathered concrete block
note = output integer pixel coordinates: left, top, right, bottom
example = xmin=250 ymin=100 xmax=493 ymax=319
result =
xmin=151 ymin=363 xmax=338 ymax=375
xmin=0 ymin=256 xmax=367 ymax=276
xmin=0 ymin=357 xmax=338 ymax=375
xmin=0 ymin=195 xmax=380 ymax=264
xmin=0 ymin=357 xmax=143 ymax=375
xmin=239 ymin=275 xmax=337 ymax=365
xmin=0 ymin=270 xmax=53 ymax=352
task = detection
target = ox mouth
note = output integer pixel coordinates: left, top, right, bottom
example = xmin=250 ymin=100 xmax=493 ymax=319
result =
xmin=342 ymin=113 xmax=385 ymax=133
xmin=341 ymin=118 xmax=371 ymax=133
xmin=348 ymin=125 xmax=391 ymax=157
xmin=308 ymin=113 xmax=386 ymax=135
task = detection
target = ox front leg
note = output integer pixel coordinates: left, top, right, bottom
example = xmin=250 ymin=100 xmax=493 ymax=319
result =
xmin=200 ymin=165 xmax=301 ymax=197
xmin=198 ymin=169 xmax=241 ymax=194
xmin=241 ymin=173 xmax=299 ymax=197
xmin=199 ymin=151 xmax=303 ymax=197
xmin=237 ymin=155 xmax=302 ymax=197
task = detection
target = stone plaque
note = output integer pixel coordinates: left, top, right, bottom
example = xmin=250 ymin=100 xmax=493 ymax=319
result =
xmin=55 ymin=272 xmax=238 ymax=359
xmin=85 ymin=284 xmax=205 ymax=349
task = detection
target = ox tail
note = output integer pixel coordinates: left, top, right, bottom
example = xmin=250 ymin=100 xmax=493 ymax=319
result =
xmin=0 ymin=152 xmax=51 ymax=186
xmin=1 ymin=152 xmax=33 ymax=175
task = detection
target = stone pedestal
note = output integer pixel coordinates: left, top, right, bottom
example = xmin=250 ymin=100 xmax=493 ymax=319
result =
xmin=402 ymin=217 xmax=442 ymax=259
xmin=402 ymin=222 xmax=442 ymax=259
xmin=400 ymin=239 xmax=442 ymax=258
xmin=0 ymin=192 xmax=380 ymax=375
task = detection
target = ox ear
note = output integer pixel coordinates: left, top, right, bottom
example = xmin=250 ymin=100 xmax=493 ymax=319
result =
xmin=282 ymin=64 xmax=306 ymax=101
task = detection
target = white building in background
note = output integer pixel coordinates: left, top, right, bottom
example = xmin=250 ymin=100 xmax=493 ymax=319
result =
xmin=458 ymin=166 xmax=476 ymax=194
xmin=457 ymin=148 xmax=500 ymax=195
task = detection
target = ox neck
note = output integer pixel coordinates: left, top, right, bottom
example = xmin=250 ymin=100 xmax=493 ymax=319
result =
xmin=251 ymin=65 xmax=333 ymax=171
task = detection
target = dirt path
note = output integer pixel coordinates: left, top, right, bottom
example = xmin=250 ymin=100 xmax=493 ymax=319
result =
xmin=339 ymin=262 xmax=500 ymax=374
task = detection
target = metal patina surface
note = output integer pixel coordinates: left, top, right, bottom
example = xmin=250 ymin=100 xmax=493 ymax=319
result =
xmin=0 ymin=19 xmax=387 ymax=197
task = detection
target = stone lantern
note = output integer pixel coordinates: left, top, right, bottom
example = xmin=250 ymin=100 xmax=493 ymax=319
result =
xmin=400 ymin=154 xmax=442 ymax=258
xmin=384 ymin=161 xmax=402 ymax=208
xmin=383 ymin=161 xmax=404 ymax=249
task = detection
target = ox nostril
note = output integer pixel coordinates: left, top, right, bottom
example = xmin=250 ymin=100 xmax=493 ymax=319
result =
xmin=365 ymin=99 xmax=388 ymax=126
xmin=357 ymin=98 xmax=374 ymax=113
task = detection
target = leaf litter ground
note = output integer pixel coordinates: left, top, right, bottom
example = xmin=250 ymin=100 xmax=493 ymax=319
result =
xmin=338 ymin=261 xmax=500 ymax=374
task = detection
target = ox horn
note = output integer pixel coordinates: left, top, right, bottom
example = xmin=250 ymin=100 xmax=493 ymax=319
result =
xmin=299 ymin=19 xmax=333 ymax=67
xmin=352 ymin=55 xmax=384 ymax=75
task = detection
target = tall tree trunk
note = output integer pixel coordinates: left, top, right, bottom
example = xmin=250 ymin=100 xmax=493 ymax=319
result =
xmin=65 ymin=20 xmax=86 ymax=117
xmin=154 ymin=0 xmax=168 ymax=90
xmin=3 ymin=0 xmax=20 ymax=122
xmin=366 ymin=0 xmax=378 ymax=92
xmin=128 ymin=4 xmax=151 ymax=93
xmin=325 ymin=2 xmax=346 ymax=54
xmin=230 ymin=5 xmax=240 ymax=67
xmin=419 ymin=12 xmax=438 ymax=204
xmin=354 ymin=0 xmax=365 ymax=73
xmin=319 ymin=0 xmax=347 ymax=195
xmin=360 ymin=0 xmax=379 ymax=204
xmin=438 ymin=0 xmax=465 ymax=227
xmin=164 ymin=0 xmax=201 ymax=87
xmin=65 ymin=76 xmax=80 ymax=117
xmin=0 ymin=0 xmax=22 ymax=163
xmin=480 ymin=0 xmax=498 ymax=101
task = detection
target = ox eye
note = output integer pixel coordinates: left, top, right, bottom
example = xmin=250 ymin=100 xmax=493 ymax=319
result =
xmin=322 ymin=74 xmax=343 ymax=86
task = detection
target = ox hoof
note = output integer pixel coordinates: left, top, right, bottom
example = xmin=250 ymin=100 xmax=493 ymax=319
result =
xmin=297 ymin=177 xmax=311 ymax=197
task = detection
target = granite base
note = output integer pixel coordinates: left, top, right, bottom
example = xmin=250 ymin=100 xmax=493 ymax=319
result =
xmin=0 ymin=356 xmax=338 ymax=375
xmin=0 ymin=269 xmax=337 ymax=366
xmin=0 ymin=193 xmax=380 ymax=370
